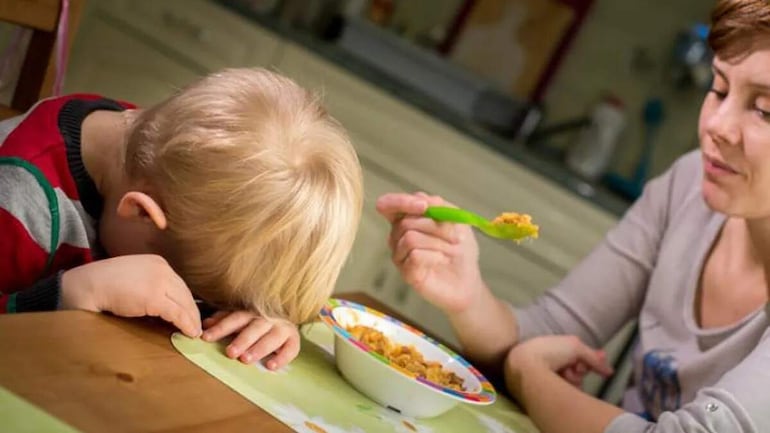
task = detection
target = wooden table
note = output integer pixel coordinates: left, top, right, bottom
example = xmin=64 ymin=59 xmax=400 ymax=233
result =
xmin=0 ymin=293 xmax=508 ymax=432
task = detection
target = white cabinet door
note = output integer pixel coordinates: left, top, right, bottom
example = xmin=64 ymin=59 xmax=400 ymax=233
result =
xmin=335 ymin=160 xmax=436 ymax=318
xmin=477 ymin=237 xmax=563 ymax=306
xmin=335 ymin=163 xmax=403 ymax=297
xmin=65 ymin=14 xmax=201 ymax=105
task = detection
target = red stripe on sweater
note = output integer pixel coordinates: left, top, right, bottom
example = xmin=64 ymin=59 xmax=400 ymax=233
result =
xmin=50 ymin=243 xmax=93 ymax=274
xmin=0 ymin=209 xmax=92 ymax=295
xmin=0 ymin=208 xmax=50 ymax=292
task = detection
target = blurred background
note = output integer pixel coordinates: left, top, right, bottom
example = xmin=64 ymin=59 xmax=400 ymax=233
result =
xmin=0 ymin=0 xmax=715 ymax=402
xmin=257 ymin=0 xmax=713 ymax=202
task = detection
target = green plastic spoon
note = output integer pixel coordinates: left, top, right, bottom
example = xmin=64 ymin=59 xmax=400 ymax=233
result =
xmin=423 ymin=206 xmax=539 ymax=241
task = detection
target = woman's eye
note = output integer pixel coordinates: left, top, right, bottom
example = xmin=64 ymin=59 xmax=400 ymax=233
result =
xmin=710 ymin=88 xmax=727 ymax=99
xmin=755 ymin=106 xmax=770 ymax=120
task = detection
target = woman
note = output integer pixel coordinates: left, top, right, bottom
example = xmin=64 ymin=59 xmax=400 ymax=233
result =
xmin=376 ymin=1 xmax=770 ymax=431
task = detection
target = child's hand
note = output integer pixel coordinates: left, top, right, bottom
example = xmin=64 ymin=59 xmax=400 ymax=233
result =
xmin=201 ymin=311 xmax=300 ymax=370
xmin=59 ymin=255 xmax=202 ymax=338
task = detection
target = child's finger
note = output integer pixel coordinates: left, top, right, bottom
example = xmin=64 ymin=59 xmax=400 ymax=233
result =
xmin=239 ymin=328 xmax=286 ymax=364
xmin=155 ymin=296 xmax=201 ymax=338
xmin=147 ymin=271 xmax=201 ymax=337
xmin=202 ymin=310 xmax=230 ymax=328
xmin=202 ymin=311 xmax=255 ymax=342
xmin=265 ymin=336 xmax=301 ymax=370
xmin=168 ymin=271 xmax=202 ymax=317
xmin=227 ymin=319 xmax=272 ymax=360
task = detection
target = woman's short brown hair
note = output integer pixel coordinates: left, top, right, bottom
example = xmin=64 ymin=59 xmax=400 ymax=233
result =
xmin=709 ymin=0 xmax=770 ymax=60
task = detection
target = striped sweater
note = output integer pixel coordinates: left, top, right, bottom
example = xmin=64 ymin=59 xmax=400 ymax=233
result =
xmin=0 ymin=95 xmax=132 ymax=313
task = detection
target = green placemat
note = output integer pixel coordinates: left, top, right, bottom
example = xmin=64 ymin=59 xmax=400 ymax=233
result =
xmin=172 ymin=322 xmax=539 ymax=433
xmin=0 ymin=386 xmax=80 ymax=433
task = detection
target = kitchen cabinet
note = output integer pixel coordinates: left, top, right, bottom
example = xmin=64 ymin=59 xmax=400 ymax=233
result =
xmin=334 ymin=163 xmax=405 ymax=302
xmin=64 ymin=0 xmax=283 ymax=104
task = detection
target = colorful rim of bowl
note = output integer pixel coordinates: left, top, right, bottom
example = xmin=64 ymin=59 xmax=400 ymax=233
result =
xmin=319 ymin=298 xmax=496 ymax=404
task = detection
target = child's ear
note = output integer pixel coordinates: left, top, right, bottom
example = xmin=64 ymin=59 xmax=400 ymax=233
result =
xmin=116 ymin=191 xmax=168 ymax=230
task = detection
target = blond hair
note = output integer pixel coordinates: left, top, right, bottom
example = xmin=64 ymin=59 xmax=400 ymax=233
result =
xmin=124 ymin=68 xmax=363 ymax=324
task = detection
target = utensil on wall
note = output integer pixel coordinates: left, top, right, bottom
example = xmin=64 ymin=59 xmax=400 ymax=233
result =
xmin=603 ymin=97 xmax=665 ymax=201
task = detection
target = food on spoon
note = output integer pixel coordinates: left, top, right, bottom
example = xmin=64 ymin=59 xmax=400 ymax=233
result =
xmin=491 ymin=212 xmax=539 ymax=239
xmin=346 ymin=325 xmax=465 ymax=391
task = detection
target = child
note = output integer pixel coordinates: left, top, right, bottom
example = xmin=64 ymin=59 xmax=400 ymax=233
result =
xmin=0 ymin=68 xmax=363 ymax=369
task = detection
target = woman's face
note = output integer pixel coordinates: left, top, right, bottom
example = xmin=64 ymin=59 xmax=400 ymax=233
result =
xmin=699 ymin=49 xmax=770 ymax=218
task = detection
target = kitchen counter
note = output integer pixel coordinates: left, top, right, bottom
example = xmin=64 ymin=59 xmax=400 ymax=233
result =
xmin=217 ymin=1 xmax=631 ymax=217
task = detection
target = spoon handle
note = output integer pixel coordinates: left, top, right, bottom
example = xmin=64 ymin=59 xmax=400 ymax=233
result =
xmin=423 ymin=206 xmax=488 ymax=228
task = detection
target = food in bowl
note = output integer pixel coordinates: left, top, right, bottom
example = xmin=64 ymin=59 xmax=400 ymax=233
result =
xmin=320 ymin=298 xmax=495 ymax=418
xmin=346 ymin=324 xmax=465 ymax=391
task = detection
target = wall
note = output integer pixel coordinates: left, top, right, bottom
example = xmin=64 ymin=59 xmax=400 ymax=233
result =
xmin=389 ymin=0 xmax=464 ymax=44
xmin=0 ymin=23 xmax=29 ymax=106
xmin=542 ymin=0 xmax=714 ymax=180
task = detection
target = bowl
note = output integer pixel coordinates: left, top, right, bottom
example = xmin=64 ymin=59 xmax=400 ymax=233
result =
xmin=319 ymin=298 xmax=496 ymax=418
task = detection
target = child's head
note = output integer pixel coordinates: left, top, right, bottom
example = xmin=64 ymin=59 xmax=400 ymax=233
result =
xmin=120 ymin=68 xmax=362 ymax=324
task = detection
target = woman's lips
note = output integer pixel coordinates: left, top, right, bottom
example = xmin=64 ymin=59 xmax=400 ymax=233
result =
xmin=704 ymin=154 xmax=740 ymax=177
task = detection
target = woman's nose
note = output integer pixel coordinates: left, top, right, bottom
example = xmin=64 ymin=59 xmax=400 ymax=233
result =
xmin=705 ymin=101 xmax=741 ymax=146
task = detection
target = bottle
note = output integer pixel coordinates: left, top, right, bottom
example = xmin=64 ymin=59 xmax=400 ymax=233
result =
xmin=566 ymin=96 xmax=626 ymax=182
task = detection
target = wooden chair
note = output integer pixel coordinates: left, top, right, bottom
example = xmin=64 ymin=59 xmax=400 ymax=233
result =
xmin=0 ymin=0 xmax=84 ymax=119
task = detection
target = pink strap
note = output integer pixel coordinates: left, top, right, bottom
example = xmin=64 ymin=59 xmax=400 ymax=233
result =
xmin=0 ymin=0 xmax=69 ymax=97
xmin=52 ymin=0 xmax=70 ymax=96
